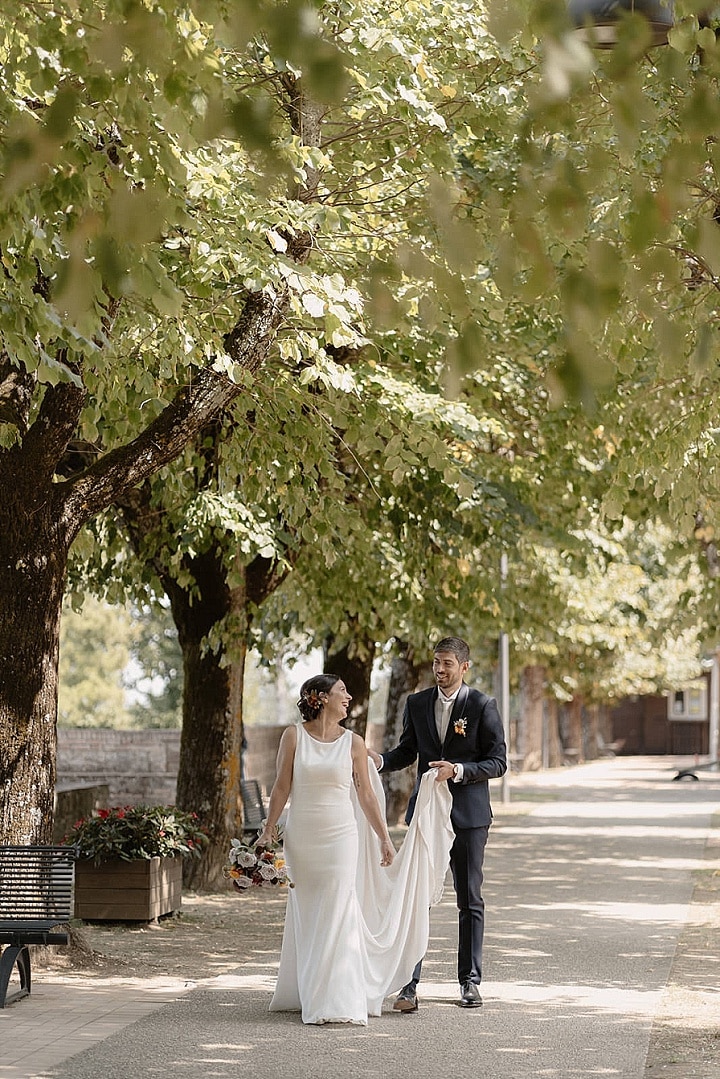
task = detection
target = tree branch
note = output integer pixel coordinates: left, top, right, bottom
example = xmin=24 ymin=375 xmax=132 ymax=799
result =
xmin=59 ymin=284 xmax=291 ymax=537
xmin=16 ymin=358 xmax=86 ymax=481
xmin=0 ymin=355 xmax=35 ymax=434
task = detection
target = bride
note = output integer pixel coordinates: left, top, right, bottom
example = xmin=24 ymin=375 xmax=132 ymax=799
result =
xmin=255 ymin=673 xmax=453 ymax=1026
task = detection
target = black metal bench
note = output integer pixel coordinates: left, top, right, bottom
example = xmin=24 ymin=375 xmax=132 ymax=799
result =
xmin=241 ymin=779 xmax=267 ymax=837
xmin=0 ymin=845 xmax=76 ymax=1007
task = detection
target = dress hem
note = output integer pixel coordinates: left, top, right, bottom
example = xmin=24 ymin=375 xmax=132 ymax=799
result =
xmin=269 ymin=1004 xmax=370 ymax=1026
xmin=309 ymin=1017 xmax=368 ymax=1026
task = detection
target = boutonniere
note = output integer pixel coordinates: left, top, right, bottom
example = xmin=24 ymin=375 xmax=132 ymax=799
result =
xmin=454 ymin=717 xmax=467 ymax=737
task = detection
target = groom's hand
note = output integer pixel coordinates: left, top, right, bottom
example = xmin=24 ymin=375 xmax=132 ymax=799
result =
xmin=367 ymin=748 xmax=382 ymax=770
xmin=429 ymin=760 xmax=456 ymax=782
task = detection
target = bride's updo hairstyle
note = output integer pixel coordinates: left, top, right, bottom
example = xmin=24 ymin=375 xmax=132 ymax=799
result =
xmin=297 ymin=674 xmax=340 ymax=722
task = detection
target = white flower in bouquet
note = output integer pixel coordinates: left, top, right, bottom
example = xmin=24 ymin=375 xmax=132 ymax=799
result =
xmin=235 ymin=849 xmax=258 ymax=869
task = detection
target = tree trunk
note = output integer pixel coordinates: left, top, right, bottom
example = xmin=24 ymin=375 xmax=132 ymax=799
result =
xmin=0 ymin=488 xmax=70 ymax=842
xmin=382 ymin=642 xmax=433 ymax=825
xmin=323 ymin=630 xmax=376 ymax=737
xmin=584 ymin=702 xmax=601 ymax=760
xmin=565 ymin=696 xmax=585 ymax=763
xmin=518 ymin=664 xmax=545 ymax=771
xmin=596 ymin=703 xmax=614 ymax=751
xmin=170 ymin=559 xmax=245 ymax=892
xmin=0 ymin=375 xmax=86 ymax=844
xmin=544 ymin=697 xmax=564 ymax=768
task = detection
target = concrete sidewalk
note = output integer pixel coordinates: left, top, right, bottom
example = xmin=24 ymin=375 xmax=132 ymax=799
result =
xmin=2 ymin=756 xmax=719 ymax=1079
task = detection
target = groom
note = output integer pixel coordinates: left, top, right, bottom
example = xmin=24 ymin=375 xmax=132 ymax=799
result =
xmin=369 ymin=636 xmax=507 ymax=1011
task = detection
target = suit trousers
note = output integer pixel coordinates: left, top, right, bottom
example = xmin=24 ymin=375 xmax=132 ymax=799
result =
xmin=451 ymin=824 xmax=490 ymax=984
xmin=406 ymin=823 xmax=490 ymax=989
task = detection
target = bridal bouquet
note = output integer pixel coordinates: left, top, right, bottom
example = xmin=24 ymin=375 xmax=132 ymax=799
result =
xmin=225 ymin=837 xmax=293 ymax=890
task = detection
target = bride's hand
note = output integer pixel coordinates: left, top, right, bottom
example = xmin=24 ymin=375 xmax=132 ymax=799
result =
xmin=255 ymin=824 xmax=276 ymax=849
xmin=380 ymin=837 xmax=395 ymax=868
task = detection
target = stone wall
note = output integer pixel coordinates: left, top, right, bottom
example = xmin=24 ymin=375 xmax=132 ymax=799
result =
xmin=244 ymin=725 xmax=285 ymax=794
xmin=56 ymin=725 xmax=286 ymax=807
xmin=57 ymin=729 xmax=180 ymax=806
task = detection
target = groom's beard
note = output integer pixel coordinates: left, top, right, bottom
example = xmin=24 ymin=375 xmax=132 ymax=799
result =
xmin=435 ymin=676 xmax=460 ymax=694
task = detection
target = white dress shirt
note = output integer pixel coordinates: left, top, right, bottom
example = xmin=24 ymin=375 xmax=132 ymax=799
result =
xmin=436 ymin=690 xmax=464 ymax=782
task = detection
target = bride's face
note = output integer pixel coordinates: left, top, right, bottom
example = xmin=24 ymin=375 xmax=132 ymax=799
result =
xmin=324 ymin=680 xmax=351 ymax=719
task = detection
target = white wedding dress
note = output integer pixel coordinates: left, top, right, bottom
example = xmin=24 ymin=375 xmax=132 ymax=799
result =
xmin=269 ymin=724 xmax=453 ymax=1025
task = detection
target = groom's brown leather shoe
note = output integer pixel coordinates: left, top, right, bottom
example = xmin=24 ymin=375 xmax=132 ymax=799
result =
xmin=459 ymin=980 xmax=483 ymax=1007
xmin=393 ymin=985 xmax=418 ymax=1012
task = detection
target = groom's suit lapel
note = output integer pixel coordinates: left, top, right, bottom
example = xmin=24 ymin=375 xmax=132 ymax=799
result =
xmin=425 ymin=687 xmax=440 ymax=749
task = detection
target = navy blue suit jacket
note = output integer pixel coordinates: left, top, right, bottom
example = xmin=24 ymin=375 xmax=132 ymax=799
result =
xmin=381 ymin=683 xmax=507 ymax=830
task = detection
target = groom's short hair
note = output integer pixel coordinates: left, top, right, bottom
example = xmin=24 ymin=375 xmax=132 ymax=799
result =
xmin=434 ymin=637 xmax=470 ymax=664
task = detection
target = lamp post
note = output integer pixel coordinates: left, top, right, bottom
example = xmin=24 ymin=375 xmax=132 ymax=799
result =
xmin=567 ymin=0 xmax=674 ymax=47
xmin=499 ymin=553 xmax=511 ymax=804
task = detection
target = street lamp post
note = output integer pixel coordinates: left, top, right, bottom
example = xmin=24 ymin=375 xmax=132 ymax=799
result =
xmin=499 ymin=554 xmax=511 ymax=804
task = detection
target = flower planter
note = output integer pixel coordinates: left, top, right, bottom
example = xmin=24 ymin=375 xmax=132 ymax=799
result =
xmin=74 ymin=856 xmax=183 ymax=921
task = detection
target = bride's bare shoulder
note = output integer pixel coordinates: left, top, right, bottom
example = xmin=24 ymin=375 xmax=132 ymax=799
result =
xmin=349 ymin=730 xmax=369 ymax=757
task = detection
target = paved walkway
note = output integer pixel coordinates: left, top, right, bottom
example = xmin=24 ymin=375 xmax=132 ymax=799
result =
xmin=2 ymin=756 xmax=719 ymax=1079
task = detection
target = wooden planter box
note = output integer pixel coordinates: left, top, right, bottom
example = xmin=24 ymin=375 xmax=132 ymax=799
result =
xmin=74 ymin=856 xmax=183 ymax=921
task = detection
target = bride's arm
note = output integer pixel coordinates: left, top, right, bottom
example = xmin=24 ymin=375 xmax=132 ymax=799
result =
xmin=255 ymin=725 xmax=297 ymax=847
xmin=351 ymin=734 xmax=395 ymax=867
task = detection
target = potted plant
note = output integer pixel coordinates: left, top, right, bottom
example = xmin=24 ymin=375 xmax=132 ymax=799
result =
xmin=63 ymin=805 xmax=207 ymax=922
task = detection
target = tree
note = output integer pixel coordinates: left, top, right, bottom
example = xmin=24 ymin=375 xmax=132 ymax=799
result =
xmin=494 ymin=2 xmax=720 ymax=548
xmin=64 ymin=0 xmax=546 ymax=884
xmin=0 ymin=0 xmax=341 ymax=844
xmin=10 ymin=0 xmax=714 ymax=858
xmin=443 ymin=3 xmax=720 ymax=763
xmin=506 ymin=517 xmax=709 ymax=764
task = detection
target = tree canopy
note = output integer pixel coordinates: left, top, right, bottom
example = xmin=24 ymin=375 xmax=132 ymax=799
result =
xmin=4 ymin=0 xmax=720 ymax=861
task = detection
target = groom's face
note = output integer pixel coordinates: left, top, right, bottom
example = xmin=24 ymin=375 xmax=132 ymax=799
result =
xmin=432 ymin=651 xmax=469 ymax=695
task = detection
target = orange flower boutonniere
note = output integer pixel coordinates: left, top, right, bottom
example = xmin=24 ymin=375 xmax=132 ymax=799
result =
xmin=454 ymin=717 xmax=467 ymax=737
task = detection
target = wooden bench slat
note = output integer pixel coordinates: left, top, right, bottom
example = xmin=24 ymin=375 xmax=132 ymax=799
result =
xmin=241 ymin=779 xmax=266 ymax=835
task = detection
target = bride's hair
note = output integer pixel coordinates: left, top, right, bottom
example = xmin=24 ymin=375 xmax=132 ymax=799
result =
xmin=297 ymin=674 xmax=340 ymax=722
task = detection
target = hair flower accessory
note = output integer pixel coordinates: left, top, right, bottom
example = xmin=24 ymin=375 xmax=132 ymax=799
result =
xmin=454 ymin=717 xmax=467 ymax=737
